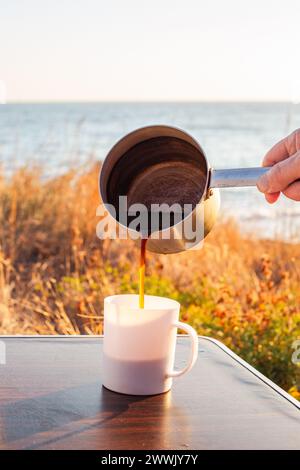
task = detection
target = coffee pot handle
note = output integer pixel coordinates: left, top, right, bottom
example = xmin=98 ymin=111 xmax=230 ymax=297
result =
xmin=166 ymin=321 xmax=198 ymax=378
xmin=209 ymin=167 xmax=271 ymax=188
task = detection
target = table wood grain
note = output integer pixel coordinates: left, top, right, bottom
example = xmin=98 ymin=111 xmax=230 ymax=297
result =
xmin=0 ymin=336 xmax=299 ymax=450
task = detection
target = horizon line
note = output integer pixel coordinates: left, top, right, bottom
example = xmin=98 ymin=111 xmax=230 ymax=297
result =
xmin=2 ymin=99 xmax=297 ymax=105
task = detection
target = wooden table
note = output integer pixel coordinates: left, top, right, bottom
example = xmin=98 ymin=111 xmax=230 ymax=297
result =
xmin=0 ymin=336 xmax=299 ymax=450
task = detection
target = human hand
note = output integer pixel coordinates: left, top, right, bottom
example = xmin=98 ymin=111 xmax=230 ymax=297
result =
xmin=257 ymin=129 xmax=300 ymax=203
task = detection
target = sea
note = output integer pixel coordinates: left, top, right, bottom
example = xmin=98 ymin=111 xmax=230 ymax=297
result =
xmin=1 ymin=101 xmax=300 ymax=240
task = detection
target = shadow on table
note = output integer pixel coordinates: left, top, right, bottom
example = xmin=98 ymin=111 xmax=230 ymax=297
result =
xmin=1 ymin=382 xmax=147 ymax=447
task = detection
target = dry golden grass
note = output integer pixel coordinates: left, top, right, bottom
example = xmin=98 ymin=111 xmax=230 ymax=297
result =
xmin=0 ymin=164 xmax=299 ymax=395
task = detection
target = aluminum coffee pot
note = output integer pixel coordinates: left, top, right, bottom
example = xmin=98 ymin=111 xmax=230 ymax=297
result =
xmin=99 ymin=125 xmax=270 ymax=254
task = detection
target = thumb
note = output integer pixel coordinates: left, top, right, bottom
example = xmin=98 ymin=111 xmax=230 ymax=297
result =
xmin=257 ymin=151 xmax=300 ymax=193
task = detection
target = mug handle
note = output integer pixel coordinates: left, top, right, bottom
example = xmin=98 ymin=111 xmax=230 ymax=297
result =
xmin=166 ymin=321 xmax=198 ymax=378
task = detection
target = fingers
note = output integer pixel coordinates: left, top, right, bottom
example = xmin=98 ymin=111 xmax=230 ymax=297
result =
xmin=265 ymin=192 xmax=280 ymax=204
xmin=258 ymin=129 xmax=300 ymax=203
xmin=262 ymin=128 xmax=300 ymax=167
xmin=262 ymin=137 xmax=289 ymax=167
xmin=282 ymin=181 xmax=300 ymax=201
xmin=257 ymin=150 xmax=300 ymax=194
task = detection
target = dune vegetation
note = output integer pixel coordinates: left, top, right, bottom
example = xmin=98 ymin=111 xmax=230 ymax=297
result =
xmin=0 ymin=164 xmax=299 ymax=398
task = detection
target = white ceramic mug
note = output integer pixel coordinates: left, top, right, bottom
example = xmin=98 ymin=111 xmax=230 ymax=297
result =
xmin=102 ymin=294 xmax=198 ymax=395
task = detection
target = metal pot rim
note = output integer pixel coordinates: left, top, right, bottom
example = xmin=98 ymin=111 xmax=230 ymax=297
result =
xmin=99 ymin=124 xmax=211 ymax=235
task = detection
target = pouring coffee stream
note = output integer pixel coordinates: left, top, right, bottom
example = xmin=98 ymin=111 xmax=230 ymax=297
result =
xmin=139 ymin=238 xmax=147 ymax=308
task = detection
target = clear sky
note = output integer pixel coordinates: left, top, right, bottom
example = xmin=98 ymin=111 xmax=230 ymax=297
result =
xmin=1 ymin=0 xmax=300 ymax=102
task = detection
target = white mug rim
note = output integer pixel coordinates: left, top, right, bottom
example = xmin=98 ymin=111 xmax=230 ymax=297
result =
xmin=104 ymin=294 xmax=180 ymax=312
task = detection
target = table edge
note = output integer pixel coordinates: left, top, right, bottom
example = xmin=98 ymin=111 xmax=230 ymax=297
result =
xmin=201 ymin=336 xmax=300 ymax=411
